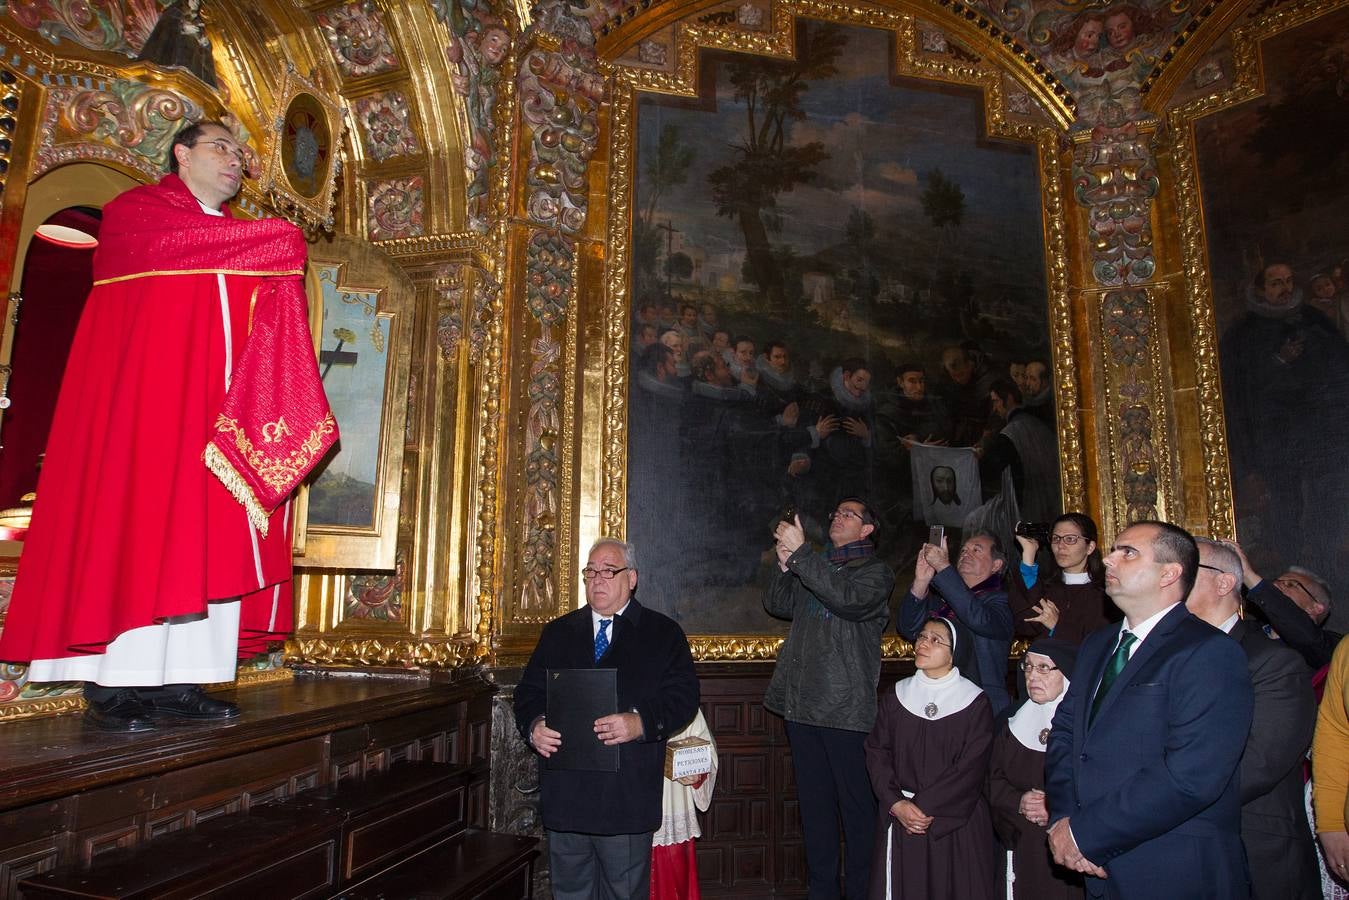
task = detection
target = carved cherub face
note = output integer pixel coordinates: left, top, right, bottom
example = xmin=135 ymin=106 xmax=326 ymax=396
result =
xmin=1106 ymin=12 xmax=1135 ymax=50
xmin=480 ymin=27 xmax=510 ymax=66
xmin=1075 ymin=18 xmax=1104 ymax=55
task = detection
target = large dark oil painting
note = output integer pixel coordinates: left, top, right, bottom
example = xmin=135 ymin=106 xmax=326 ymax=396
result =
xmin=1194 ymin=6 xmax=1349 ymax=626
xmin=625 ymin=20 xmax=1062 ymax=634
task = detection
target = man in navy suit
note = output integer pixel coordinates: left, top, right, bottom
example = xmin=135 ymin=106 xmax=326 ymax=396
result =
xmin=1045 ymin=521 xmax=1255 ymax=898
xmin=514 ymin=538 xmax=700 ymax=900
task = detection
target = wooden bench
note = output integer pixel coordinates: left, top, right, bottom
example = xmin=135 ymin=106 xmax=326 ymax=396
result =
xmin=335 ymin=830 xmax=539 ymax=900
xmin=18 ymin=762 xmax=537 ymax=899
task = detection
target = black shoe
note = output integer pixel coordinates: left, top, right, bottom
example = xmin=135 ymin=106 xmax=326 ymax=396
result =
xmin=143 ymin=686 xmax=241 ymax=721
xmin=85 ymin=690 xmax=157 ymax=732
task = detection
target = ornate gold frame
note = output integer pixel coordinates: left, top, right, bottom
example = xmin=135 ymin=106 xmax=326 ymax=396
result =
xmin=256 ymin=64 xmax=347 ymax=230
xmin=1163 ymin=0 xmax=1349 ymax=540
xmin=588 ymin=1 xmax=1084 ymax=658
xmin=292 ymin=246 xmax=412 ymax=571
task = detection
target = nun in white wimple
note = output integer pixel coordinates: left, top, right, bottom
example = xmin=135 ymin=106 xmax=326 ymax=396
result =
xmin=863 ymin=616 xmax=996 ymax=900
xmin=988 ymin=638 xmax=1084 ymax=900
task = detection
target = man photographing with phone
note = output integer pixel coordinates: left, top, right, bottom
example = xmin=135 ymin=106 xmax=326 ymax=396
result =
xmin=763 ymin=497 xmax=894 ymax=900
xmin=898 ymin=530 xmax=1015 ymax=714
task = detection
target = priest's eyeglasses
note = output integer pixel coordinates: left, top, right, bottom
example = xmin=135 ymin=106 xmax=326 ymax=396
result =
xmin=582 ymin=566 xmax=630 ymax=582
xmin=1020 ymin=661 xmax=1060 ymax=675
xmin=195 ymin=138 xmax=247 ymax=164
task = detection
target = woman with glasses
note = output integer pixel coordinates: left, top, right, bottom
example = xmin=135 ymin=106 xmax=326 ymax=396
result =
xmin=863 ymin=617 xmax=996 ymax=899
xmin=988 ymin=638 xmax=1084 ymax=899
xmin=1008 ymin=512 xmax=1119 ymax=644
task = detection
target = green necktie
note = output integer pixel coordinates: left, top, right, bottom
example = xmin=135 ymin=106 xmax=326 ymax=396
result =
xmin=1089 ymin=631 xmax=1137 ymax=725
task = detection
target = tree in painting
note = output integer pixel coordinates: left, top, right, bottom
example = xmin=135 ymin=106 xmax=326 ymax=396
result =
xmin=708 ymin=23 xmax=846 ymax=309
xmin=634 ymin=124 xmax=697 ymax=301
xmin=629 ymin=21 xmax=1056 ymax=634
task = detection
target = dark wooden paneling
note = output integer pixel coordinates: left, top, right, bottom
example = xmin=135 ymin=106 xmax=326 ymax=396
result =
xmin=0 ymin=677 xmax=499 ymax=900
xmin=693 ymin=661 xmax=912 ymax=898
xmin=0 ymin=839 xmax=58 ymax=898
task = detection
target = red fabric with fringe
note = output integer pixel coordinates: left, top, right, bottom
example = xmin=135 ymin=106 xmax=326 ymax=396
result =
xmin=0 ymin=175 xmax=332 ymax=664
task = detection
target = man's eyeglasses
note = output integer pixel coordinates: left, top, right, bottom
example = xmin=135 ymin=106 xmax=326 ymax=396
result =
xmin=582 ymin=566 xmax=630 ymax=582
xmin=828 ymin=509 xmax=864 ymax=523
xmin=194 ymin=138 xmax=246 ymax=164
xmin=913 ymin=631 xmax=950 ymax=648
xmin=1275 ymin=577 xmax=1318 ymax=602
xmin=1049 ymin=534 xmax=1083 ymax=546
xmin=1020 ymin=660 xmax=1059 ymax=675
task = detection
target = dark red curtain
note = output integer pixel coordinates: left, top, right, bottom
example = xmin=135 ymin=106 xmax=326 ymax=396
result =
xmin=0 ymin=208 xmax=100 ymax=508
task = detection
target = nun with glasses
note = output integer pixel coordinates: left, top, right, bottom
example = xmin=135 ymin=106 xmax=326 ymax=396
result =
xmin=864 ymin=616 xmax=996 ymax=900
xmin=987 ymin=638 xmax=1084 ymax=899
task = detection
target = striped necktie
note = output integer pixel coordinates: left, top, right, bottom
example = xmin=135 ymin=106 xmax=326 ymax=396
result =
xmin=594 ymin=619 xmax=612 ymax=663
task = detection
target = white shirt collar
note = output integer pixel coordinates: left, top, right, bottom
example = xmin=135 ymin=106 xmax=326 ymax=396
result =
xmin=1120 ymin=601 xmax=1181 ymax=654
xmin=1218 ymin=611 xmax=1239 ymax=634
xmin=1063 ymin=571 xmax=1092 ymax=585
xmin=895 ymin=667 xmax=982 ymax=721
xmin=197 ymin=199 xmax=224 ymax=217
xmin=1007 ymin=679 xmax=1070 ymax=751
xmin=592 ymin=600 xmax=631 ymax=638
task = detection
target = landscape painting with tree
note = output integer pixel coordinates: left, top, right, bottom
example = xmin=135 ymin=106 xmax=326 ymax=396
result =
xmin=627 ymin=19 xmax=1060 ymax=634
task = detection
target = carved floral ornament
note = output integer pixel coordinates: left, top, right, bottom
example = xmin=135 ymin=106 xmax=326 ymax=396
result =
xmin=35 ymin=78 xmax=200 ymax=178
xmin=434 ymin=262 xmax=495 ymax=362
xmin=5 ymin=0 xmax=169 ymax=56
xmin=1073 ymin=110 xmax=1160 ymax=286
xmin=509 ymin=0 xmax=606 ymax=617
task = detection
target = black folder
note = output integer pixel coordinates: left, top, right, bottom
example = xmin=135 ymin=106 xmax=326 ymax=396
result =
xmin=545 ymin=668 xmax=620 ymax=772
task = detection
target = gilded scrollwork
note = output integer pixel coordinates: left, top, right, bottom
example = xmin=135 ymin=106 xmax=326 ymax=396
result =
xmin=514 ymin=0 xmax=604 ymax=615
xmin=0 ymin=695 xmax=84 ymax=721
xmin=1099 ymin=287 xmax=1165 ymax=523
xmin=33 ymin=78 xmax=200 ymax=177
xmin=3 ymin=0 xmax=168 ymax=56
xmin=433 ymin=0 xmax=512 ymax=233
xmin=289 ymin=637 xmax=481 ymax=668
xmin=435 ymin=262 xmax=496 ymax=363
xmin=1072 ymin=109 xmax=1159 ymax=287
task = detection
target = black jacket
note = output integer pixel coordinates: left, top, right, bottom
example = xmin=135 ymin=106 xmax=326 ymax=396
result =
xmin=763 ymin=548 xmax=893 ymax=732
xmin=1230 ymin=619 xmax=1320 ymax=900
xmin=513 ymin=599 xmax=699 ymax=834
xmin=1245 ymin=579 xmax=1343 ymax=670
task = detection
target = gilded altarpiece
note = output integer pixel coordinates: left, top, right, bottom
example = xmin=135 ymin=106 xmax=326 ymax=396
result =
xmin=493 ymin=0 xmax=1096 ymax=662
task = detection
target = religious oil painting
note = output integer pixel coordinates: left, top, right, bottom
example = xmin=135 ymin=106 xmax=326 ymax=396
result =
xmin=626 ymin=20 xmax=1060 ymax=634
xmin=282 ymin=92 xmax=333 ymax=199
xmin=307 ymin=264 xmax=391 ymax=530
xmin=1193 ymin=5 xmax=1349 ymax=613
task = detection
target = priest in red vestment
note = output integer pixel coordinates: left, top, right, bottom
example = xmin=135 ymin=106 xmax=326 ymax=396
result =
xmin=0 ymin=120 xmax=336 ymax=731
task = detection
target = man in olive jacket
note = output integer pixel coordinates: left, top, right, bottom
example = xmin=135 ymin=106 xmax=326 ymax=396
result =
xmin=766 ymin=497 xmax=894 ymax=900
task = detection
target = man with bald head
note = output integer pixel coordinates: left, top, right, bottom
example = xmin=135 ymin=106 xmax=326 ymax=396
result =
xmin=1187 ymin=538 xmax=1318 ymax=900
xmin=1045 ymin=521 xmax=1254 ymax=898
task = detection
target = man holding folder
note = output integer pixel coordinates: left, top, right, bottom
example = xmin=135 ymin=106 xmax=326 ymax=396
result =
xmin=515 ymin=538 xmax=700 ymax=899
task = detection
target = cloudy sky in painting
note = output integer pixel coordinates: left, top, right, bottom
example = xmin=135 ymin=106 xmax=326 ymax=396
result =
xmin=636 ymin=21 xmax=1047 ymax=289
